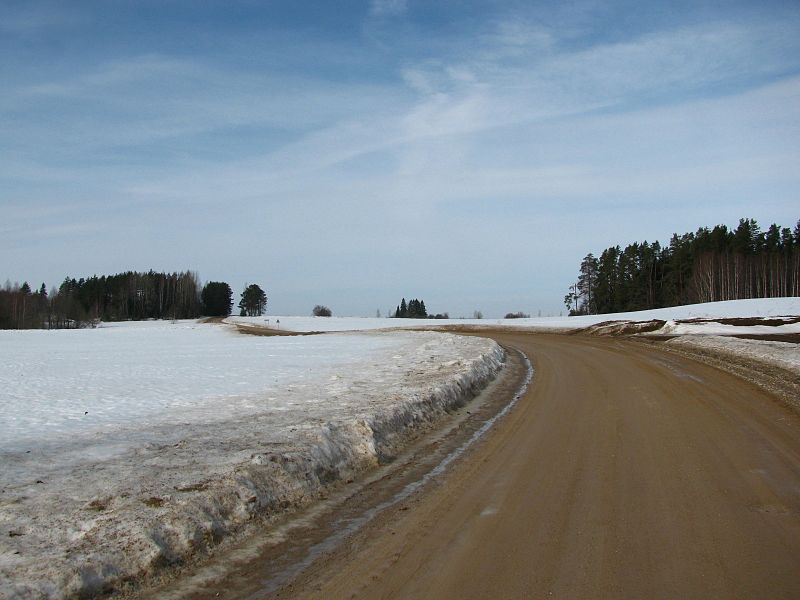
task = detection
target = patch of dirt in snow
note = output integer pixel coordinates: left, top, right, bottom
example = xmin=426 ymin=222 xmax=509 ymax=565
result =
xmin=675 ymin=316 xmax=800 ymax=327
xmin=578 ymin=319 xmax=667 ymax=336
xmin=0 ymin=332 xmax=504 ymax=599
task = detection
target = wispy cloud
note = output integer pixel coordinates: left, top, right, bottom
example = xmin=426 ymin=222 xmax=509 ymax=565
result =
xmin=370 ymin=0 xmax=408 ymax=18
xmin=2 ymin=2 xmax=799 ymax=314
xmin=0 ymin=1 xmax=84 ymax=33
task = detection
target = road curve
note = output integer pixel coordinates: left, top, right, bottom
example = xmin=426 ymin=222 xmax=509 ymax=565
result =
xmin=273 ymin=332 xmax=800 ymax=600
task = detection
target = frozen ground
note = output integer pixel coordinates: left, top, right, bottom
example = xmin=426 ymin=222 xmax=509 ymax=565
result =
xmin=228 ymin=297 xmax=800 ymax=334
xmin=0 ymin=323 xmax=503 ymax=598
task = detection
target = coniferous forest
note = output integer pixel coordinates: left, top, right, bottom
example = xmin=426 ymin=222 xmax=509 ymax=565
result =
xmin=393 ymin=298 xmax=427 ymax=318
xmin=0 ymin=271 xmax=202 ymax=329
xmin=0 ymin=270 xmax=272 ymax=329
xmin=566 ymin=218 xmax=800 ymax=315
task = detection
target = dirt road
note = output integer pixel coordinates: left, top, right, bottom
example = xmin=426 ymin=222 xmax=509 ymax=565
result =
xmin=269 ymin=332 xmax=800 ymax=599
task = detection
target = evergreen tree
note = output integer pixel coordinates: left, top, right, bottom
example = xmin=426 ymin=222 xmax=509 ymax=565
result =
xmin=238 ymin=284 xmax=267 ymax=317
xmin=567 ymin=216 xmax=799 ymax=313
xmin=576 ymin=254 xmax=598 ymax=314
xmin=201 ymin=281 xmax=233 ymax=317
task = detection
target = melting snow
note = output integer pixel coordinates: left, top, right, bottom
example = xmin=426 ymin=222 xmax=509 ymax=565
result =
xmin=0 ymin=322 xmax=504 ymax=598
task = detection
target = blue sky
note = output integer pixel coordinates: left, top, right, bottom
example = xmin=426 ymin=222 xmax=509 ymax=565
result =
xmin=2 ymin=0 xmax=799 ymax=317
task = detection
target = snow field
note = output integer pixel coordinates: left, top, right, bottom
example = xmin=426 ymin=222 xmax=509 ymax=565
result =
xmin=0 ymin=323 xmax=504 ymax=598
xmin=228 ymin=297 xmax=800 ymax=334
xmin=0 ymin=320 xmax=409 ymax=454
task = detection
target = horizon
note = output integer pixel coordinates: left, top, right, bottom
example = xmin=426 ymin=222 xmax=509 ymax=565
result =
xmin=2 ymin=0 xmax=799 ymax=318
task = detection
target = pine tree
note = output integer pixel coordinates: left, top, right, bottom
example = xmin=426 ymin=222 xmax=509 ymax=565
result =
xmin=201 ymin=282 xmax=233 ymax=317
xmin=577 ymin=254 xmax=598 ymax=314
xmin=238 ymin=284 xmax=267 ymax=317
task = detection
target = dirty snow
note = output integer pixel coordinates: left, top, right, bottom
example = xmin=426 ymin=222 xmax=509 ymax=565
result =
xmin=0 ymin=323 xmax=504 ymax=598
xmin=666 ymin=335 xmax=800 ymax=373
xmin=657 ymin=319 xmax=800 ymax=336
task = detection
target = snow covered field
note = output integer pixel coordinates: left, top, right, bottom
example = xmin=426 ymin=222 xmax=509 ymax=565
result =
xmin=0 ymin=322 xmax=503 ymax=598
xmin=0 ymin=321 xmax=409 ymax=454
xmin=228 ymin=297 xmax=800 ymax=334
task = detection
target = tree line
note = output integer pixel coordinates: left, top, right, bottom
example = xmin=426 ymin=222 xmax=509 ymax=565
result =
xmin=390 ymin=297 xmax=451 ymax=319
xmin=565 ymin=217 xmax=800 ymax=315
xmin=0 ymin=271 xmax=269 ymax=329
xmin=394 ymin=298 xmax=427 ymax=318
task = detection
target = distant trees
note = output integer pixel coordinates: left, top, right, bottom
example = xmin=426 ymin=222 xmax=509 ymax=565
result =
xmin=566 ymin=217 xmax=800 ymax=315
xmin=0 ymin=270 xmax=203 ymax=329
xmin=473 ymin=310 xmax=483 ymax=319
xmin=239 ymin=284 xmax=267 ymax=317
xmin=504 ymin=311 xmax=530 ymax=319
xmin=201 ymin=282 xmax=233 ymax=317
xmin=312 ymin=305 xmax=332 ymax=317
xmin=0 ymin=271 xmax=271 ymax=329
xmin=393 ymin=297 xmax=427 ymax=318
xmin=0 ymin=281 xmax=49 ymax=329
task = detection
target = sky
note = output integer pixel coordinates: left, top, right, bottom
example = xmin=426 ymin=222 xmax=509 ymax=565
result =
xmin=2 ymin=0 xmax=799 ymax=318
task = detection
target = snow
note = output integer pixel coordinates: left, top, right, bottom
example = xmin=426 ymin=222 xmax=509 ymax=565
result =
xmin=0 ymin=320 xmax=405 ymax=453
xmin=228 ymin=297 xmax=800 ymax=334
xmin=0 ymin=321 xmax=504 ymax=598
xmin=666 ymin=335 xmax=800 ymax=373
xmin=658 ymin=319 xmax=800 ymax=336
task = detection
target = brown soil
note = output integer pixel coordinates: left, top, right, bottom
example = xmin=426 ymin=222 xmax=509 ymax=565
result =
xmin=730 ymin=333 xmax=800 ymax=343
xmin=233 ymin=324 xmax=321 ymax=337
xmin=142 ymin=331 xmax=800 ymax=599
xmin=577 ymin=319 xmax=667 ymax=336
xmin=676 ymin=316 xmax=800 ymax=327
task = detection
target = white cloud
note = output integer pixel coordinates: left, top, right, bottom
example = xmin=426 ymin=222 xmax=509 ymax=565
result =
xmin=3 ymin=7 xmax=799 ymax=314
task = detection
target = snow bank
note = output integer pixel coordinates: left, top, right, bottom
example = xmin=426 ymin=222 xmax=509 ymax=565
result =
xmin=228 ymin=297 xmax=800 ymax=333
xmin=0 ymin=325 xmax=504 ymax=598
xmin=657 ymin=318 xmax=800 ymax=336
xmin=666 ymin=335 xmax=800 ymax=374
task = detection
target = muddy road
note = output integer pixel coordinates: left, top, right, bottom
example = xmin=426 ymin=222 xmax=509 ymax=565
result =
xmin=153 ymin=331 xmax=800 ymax=599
